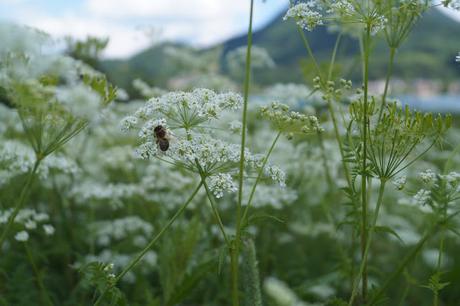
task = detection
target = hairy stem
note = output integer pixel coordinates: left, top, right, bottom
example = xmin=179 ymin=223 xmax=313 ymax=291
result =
xmin=0 ymin=158 xmax=41 ymax=250
xmin=234 ymin=1 xmax=254 ymax=305
xmin=349 ymin=179 xmax=386 ymax=306
xmin=93 ymin=182 xmax=203 ymax=306
xmin=359 ymin=25 xmax=372 ymax=305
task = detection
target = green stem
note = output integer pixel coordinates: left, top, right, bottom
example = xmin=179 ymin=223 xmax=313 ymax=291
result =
xmin=359 ymin=25 xmax=372 ymax=305
xmin=434 ymin=217 xmax=446 ymax=306
xmin=25 ymin=242 xmax=53 ymax=306
xmin=241 ymin=131 xmax=281 ymax=225
xmin=0 ymin=158 xmax=41 ymax=250
xmin=196 ymin=163 xmax=231 ymax=247
xmin=369 ymin=226 xmax=437 ymax=306
xmin=297 ymin=26 xmax=322 ymax=78
xmin=317 ymin=130 xmax=334 ymax=189
xmin=93 ymin=182 xmax=203 ymax=306
xmin=349 ymin=179 xmax=386 ymax=306
xmin=234 ymin=1 xmax=254 ymax=305
xmin=326 ymin=98 xmax=353 ymax=188
xmin=378 ymin=47 xmax=396 ymax=121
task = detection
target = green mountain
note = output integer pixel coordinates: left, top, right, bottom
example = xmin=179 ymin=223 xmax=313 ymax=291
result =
xmin=101 ymin=8 xmax=460 ymax=92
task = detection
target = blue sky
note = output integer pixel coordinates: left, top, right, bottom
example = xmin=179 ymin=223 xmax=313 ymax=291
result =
xmin=0 ymin=0 xmax=288 ymax=58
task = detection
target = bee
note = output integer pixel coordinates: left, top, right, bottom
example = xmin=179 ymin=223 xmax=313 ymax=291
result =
xmin=153 ymin=125 xmax=170 ymax=152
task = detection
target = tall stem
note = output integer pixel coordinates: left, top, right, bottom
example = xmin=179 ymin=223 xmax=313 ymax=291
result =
xmin=93 ymin=182 xmax=203 ymax=306
xmin=359 ymin=25 xmax=372 ymax=305
xmin=234 ymin=1 xmax=254 ymax=305
xmin=349 ymin=179 xmax=386 ymax=306
xmin=434 ymin=211 xmax=446 ymax=306
xmin=25 ymin=242 xmax=54 ymax=306
xmin=317 ymin=130 xmax=334 ymax=189
xmin=378 ymin=47 xmax=396 ymax=121
xmin=0 ymin=158 xmax=41 ymax=249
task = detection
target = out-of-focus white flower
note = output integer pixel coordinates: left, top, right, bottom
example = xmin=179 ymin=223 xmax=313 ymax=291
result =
xmin=413 ymin=189 xmax=431 ymax=206
xmin=15 ymin=231 xmax=29 ymax=242
xmin=226 ymin=46 xmax=275 ymax=74
xmin=419 ymin=169 xmax=436 ymax=184
xmin=43 ymin=224 xmax=55 ymax=235
xmin=456 ymin=52 xmax=460 ymax=62
xmin=264 ymin=277 xmax=309 ymax=306
xmin=90 ymin=216 xmax=153 ymax=246
xmin=132 ymin=79 xmax=166 ymax=98
xmin=229 ymin=120 xmax=242 ymax=133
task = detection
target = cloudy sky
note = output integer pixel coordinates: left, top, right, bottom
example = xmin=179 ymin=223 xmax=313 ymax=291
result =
xmin=0 ymin=0 xmax=287 ymax=58
xmin=1 ymin=1 xmax=458 ymax=59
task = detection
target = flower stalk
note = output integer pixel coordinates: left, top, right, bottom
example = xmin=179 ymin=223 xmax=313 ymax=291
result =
xmin=234 ymin=0 xmax=255 ymax=305
xmin=93 ymin=181 xmax=203 ymax=306
xmin=0 ymin=157 xmax=42 ymax=249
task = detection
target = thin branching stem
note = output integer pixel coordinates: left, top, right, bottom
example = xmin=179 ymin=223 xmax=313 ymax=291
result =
xmin=241 ymin=131 xmax=281 ymax=225
xmin=93 ymin=182 xmax=203 ymax=306
xmin=378 ymin=47 xmax=396 ymax=121
xmin=0 ymin=157 xmax=42 ymax=250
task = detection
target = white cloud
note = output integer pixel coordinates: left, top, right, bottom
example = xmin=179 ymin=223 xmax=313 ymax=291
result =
xmin=2 ymin=0 xmax=287 ymax=58
xmin=86 ymin=0 xmax=248 ymax=19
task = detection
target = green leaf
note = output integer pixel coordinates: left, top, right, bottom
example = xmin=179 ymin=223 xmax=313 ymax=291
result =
xmin=374 ymin=226 xmax=404 ymax=244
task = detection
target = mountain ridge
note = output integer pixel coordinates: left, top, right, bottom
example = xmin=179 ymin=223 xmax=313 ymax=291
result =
xmin=101 ymin=8 xmax=460 ymax=92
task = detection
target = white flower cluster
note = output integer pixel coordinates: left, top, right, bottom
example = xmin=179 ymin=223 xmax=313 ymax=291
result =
xmin=71 ymin=182 xmax=144 ymax=207
xmin=327 ymin=1 xmax=354 ymax=16
xmin=392 ymin=176 xmax=407 ymax=190
xmin=0 ymin=139 xmax=79 ymax=186
xmin=208 ymin=173 xmax=237 ymax=198
xmin=0 ymin=23 xmax=108 ymax=123
xmin=0 ymin=208 xmax=54 ymax=241
xmin=418 ymin=169 xmax=436 ymax=184
xmin=89 ymin=216 xmax=153 ymax=247
xmin=413 ymin=189 xmax=431 ymax=206
xmin=121 ymin=89 xmax=242 ymax=133
xmin=369 ymin=14 xmax=388 ymax=36
xmin=259 ymin=102 xmax=322 ymax=136
xmin=284 ymin=2 xmax=324 ymax=31
xmin=242 ymin=184 xmax=298 ymax=209
xmin=456 ymin=52 xmax=460 ymax=62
